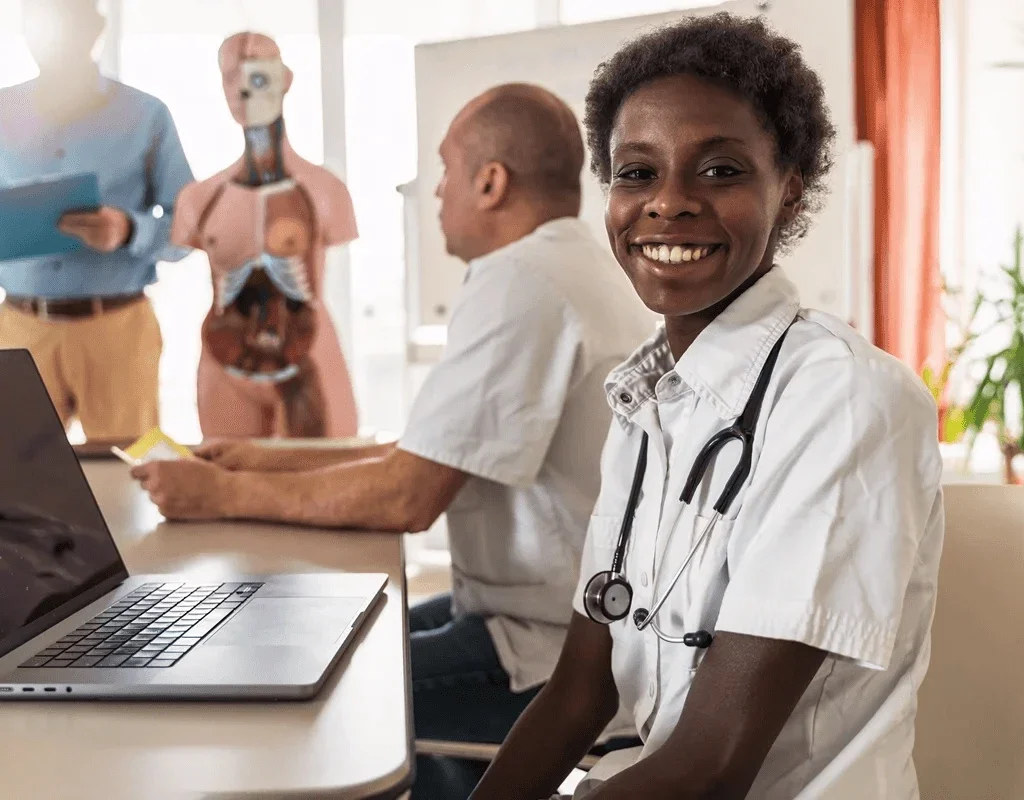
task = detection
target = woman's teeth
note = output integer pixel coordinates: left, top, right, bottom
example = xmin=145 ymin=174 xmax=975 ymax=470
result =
xmin=640 ymin=244 xmax=717 ymax=264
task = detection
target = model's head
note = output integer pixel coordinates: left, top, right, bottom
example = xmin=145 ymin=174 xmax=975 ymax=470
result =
xmin=436 ymin=83 xmax=585 ymax=262
xmin=584 ymin=13 xmax=835 ymax=318
xmin=219 ymin=32 xmax=294 ymax=128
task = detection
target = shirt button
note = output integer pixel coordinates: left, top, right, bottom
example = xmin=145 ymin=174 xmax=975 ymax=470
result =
xmin=649 ymin=682 xmax=656 ymax=698
xmin=619 ymin=391 xmax=633 ymax=404
xmin=641 ymin=572 xmax=649 ymax=587
xmin=668 ymin=375 xmax=681 ymax=386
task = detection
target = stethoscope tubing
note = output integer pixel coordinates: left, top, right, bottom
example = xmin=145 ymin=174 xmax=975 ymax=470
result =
xmin=636 ymin=511 xmax=720 ymax=641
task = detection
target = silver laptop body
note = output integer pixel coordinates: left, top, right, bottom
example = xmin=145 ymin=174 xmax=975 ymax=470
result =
xmin=0 ymin=348 xmax=386 ymax=700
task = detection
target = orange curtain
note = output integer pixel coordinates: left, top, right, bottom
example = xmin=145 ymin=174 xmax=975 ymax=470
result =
xmin=855 ymin=0 xmax=943 ymax=372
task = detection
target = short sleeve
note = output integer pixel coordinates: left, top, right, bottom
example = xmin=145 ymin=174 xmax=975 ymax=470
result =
xmin=571 ymin=518 xmax=617 ymax=618
xmin=571 ymin=423 xmax=629 ymax=617
xmin=715 ymin=355 xmax=943 ymax=669
xmin=398 ymin=262 xmax=580 ymax=488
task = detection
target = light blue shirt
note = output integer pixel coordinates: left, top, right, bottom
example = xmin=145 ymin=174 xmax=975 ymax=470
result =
xmin=0 ymin=77 xmax=194 ymax=299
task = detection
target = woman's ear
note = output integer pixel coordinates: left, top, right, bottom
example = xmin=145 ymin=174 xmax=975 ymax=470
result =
xmin=776 ymin=170 xmax=805 ymax=227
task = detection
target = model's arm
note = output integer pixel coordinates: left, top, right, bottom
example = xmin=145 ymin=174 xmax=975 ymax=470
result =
xmin=471 ymin=612 xmax=622 ymax=800
xmin=132 ymin=447 xmax=465 ymax=532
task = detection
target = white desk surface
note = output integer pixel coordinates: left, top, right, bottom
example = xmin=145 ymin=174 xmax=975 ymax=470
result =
xmin=1 ymin=461 xmax=413 ymax=800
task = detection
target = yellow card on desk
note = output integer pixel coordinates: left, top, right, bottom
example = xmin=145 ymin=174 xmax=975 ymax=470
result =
xmin=113 ymin=427 xmax=193 ymax=465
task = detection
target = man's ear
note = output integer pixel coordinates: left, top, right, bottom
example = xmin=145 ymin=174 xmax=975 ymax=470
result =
xmin=776 ymin=169 xmax=805 ymax=227
xmin=475 ymin=161 xmax=510 ymax=211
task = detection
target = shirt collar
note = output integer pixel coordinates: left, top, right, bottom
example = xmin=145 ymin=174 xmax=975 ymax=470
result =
xmin=463 ymin=216 xmax=587 ymax=284
xmin=605 ymin=266 xmax=800 ymax=420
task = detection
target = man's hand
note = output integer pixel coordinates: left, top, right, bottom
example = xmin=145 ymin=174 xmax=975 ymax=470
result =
xmin=194 ymin=439 xmax=272 ymax=471
xmin=130 ymin=459 xmax=236 ymax=521
xmin=58 ymin=206 xmax=132 ymax=253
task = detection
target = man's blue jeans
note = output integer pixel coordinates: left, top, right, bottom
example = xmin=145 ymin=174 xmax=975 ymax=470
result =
xmin=410 ymin=593 xmax=542 ymax=799
xmin=409 ymin=594 xmax=641 ymax=800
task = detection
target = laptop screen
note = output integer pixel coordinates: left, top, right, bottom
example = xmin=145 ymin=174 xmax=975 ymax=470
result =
xmin=0 ymin=349 xmax=127 ymax=659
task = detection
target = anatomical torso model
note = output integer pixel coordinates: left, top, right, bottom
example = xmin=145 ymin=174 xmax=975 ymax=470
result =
xmin=171 ymin=32 xmax=358 ymax=438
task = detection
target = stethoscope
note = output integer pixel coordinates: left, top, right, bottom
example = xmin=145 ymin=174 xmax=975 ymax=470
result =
xmin=583 ymin=325 xmax=791 ymax=648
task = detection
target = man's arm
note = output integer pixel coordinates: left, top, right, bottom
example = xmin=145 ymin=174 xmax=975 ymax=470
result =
xmin=586 ymin=633 xmax=826 ymax=800
xmin=471 ymin=612 xmax=622 ymax=800
xmin=126 ymin=102 xmax=194 ymax=264
xmin=136 ymin=447 xmax=467 ymax=531
xmin=195 ymin=440 xmax=395 ymax=472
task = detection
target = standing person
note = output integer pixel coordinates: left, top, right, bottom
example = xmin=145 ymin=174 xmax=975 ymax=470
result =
xmin=0 ymin=0 xmax=193 ymax=440
xmin=131 ymin=83 xmax=652 ymax=799
xmin=472 ymin=14 xmax=944 ymax=800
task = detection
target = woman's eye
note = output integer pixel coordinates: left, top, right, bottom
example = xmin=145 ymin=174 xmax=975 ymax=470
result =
xmin=701 ymin=165 xmax=742 ymax=179
xmin=614 ymin=167 xmax=654 ymax=181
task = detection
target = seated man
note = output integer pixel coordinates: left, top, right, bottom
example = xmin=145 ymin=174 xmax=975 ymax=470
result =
xmin=132 ymin=83 xmax=652 ymax=799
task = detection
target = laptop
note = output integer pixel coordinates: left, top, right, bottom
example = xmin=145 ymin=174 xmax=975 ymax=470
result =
xmin=0 ymin=348 xmax=387 ymax=700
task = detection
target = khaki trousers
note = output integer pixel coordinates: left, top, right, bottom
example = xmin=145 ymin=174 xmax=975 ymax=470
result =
xmin=0 ymin=296 xmax=162 ymax=440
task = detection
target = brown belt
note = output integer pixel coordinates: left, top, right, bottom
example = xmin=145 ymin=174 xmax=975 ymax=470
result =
xmin=4 ymin=292 xmax=145 ymax=319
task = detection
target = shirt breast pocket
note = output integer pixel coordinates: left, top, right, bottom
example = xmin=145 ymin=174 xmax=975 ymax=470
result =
xmin=659 ymin=506 xmax=733 ymax=671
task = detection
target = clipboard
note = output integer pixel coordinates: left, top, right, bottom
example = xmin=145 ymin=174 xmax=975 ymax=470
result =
xmin=0 ymin=172 xmax=101 ymax=262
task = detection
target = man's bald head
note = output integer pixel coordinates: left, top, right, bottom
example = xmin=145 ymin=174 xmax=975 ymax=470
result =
xmin=454 ymin=83 xmax=584 ymax=207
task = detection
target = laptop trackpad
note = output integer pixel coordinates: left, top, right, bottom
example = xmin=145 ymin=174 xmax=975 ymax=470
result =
xmin=208 ymin=597 xmax=363 ymax=647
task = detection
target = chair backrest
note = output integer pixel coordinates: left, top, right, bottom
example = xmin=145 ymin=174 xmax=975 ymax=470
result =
xmin=915 ymin=484 xmax=1024 ymax=799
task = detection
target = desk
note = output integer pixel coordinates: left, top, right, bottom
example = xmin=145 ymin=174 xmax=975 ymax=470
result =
xmin=1 ymin=462 xmax=413 ymax=800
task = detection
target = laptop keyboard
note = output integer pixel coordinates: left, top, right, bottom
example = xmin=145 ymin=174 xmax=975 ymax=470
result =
xmin=18 ymin=581 xmax=263 ymax=670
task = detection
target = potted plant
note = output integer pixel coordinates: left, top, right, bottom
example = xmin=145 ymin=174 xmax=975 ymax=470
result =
xmin=921 ymin=278 xmax=979 ymax=447
xmin=962 ymin=226 xmax=1024 ymax=483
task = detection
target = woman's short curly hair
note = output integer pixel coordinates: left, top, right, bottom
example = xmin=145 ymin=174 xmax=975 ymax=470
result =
xmin=584 ymin=12 xmax=836 ymax=247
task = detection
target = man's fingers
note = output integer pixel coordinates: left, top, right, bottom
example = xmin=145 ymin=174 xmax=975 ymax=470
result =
xmin=59 ymin=214 xmax=105 ymax=227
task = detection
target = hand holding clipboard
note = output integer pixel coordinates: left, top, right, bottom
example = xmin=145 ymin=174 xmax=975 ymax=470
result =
xmin=0 ymin=172 xmax=102 ymax=262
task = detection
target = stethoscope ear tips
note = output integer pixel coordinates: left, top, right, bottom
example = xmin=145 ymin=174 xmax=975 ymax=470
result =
xmin=632 ymin=608 xmax=649 ymax=628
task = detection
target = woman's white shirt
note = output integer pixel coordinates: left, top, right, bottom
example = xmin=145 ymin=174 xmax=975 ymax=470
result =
xmin=572 ymin=266 xmax=944 ymax=799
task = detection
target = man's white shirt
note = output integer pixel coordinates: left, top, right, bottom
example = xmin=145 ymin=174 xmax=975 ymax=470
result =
xmin=400 ymin=216 xmax=655 ymax=692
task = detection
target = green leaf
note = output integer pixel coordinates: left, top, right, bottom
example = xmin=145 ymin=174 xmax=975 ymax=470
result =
xmin=944 ymin=406 xmax=969 ymax=443
xmin=966 ymin=357 xmax=999 ymax=430
xmin=921 ymin=364 xmax=940 ymax=397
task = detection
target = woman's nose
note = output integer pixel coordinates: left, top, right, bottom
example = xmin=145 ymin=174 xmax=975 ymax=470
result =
xmin=645 ymin=176 xmax=702 ymax=219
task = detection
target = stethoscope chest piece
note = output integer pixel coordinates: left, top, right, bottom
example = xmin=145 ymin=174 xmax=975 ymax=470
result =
xmin=583 ymin=570 xmax=633 ymax=624
xmin=585 ymin=325 xmax=793 ymax=646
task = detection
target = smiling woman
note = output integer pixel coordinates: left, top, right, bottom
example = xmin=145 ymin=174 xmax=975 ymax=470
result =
xmin=583 ymin=14 xmax=836 ymax=357
xmin=469 ymin=13 xmax=944 ymax=800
